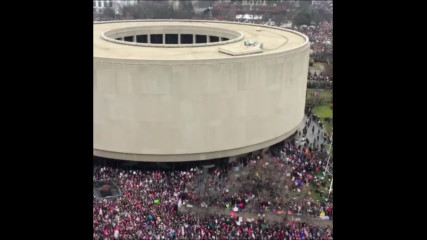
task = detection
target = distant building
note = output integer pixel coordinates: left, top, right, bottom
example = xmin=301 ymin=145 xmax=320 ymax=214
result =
xmin=192 ymin=0 xmax=213 ymax=15
xmin=93 ymin=0 xmax=138 ymax=15
xmin=242 ymin=0 xmax=267 ymax=6
xmin=240 ymin=0 xmax=297 ymax=6
xmin=235 ymin=14 xmax=263 ymax=21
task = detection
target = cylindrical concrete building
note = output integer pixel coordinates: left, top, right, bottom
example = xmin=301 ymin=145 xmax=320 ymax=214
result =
xmin=94 ymin=20 xmax=309 ymax=162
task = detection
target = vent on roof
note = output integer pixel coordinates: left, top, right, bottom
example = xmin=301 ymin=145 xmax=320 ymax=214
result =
xmin=218 ymin=40 xmax=264 ymax=56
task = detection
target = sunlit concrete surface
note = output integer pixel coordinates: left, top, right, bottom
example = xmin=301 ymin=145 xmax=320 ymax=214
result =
xmin=94 ymin=20 xmax=310 ymax=162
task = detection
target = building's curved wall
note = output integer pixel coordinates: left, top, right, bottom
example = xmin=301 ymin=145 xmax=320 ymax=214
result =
xmin=94 ymin=36 xmax=309 ymax=162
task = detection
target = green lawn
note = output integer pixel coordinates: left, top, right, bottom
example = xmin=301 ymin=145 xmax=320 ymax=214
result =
xmin=304 ymin=175 xmax=332 ymax=202
xmin=306 ymin=90 xmax=333 ymax=135
xmin=310 ymin=189 xmax=323 ymax=201
xmin=312 ymin=62 xmax=325 ymax=71
xmin=323 ymin=144 xmax=333 ymax=155
xmin=312 ymin=105 xmax=332 ymax=119
xmin=307 ymin=89 xmax=332 ymax=100
xmin=313 ymin=105 xmax=333 ymax=134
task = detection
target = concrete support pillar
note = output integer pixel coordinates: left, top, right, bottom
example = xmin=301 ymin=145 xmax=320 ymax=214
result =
xmin=148 ymin=34 xmax=150 ymax=43
xmin=207 ymin=36 xmax=210 ymax=43
xmin=163 ymin=34 xmax=165 ymax=44
xmin=133 ymin=35 xmax=137 ymax=43
xmin=193 ymin=34 xmax=196 ymax=44
xmin=178 ymin=34 xmax=181 ymax=44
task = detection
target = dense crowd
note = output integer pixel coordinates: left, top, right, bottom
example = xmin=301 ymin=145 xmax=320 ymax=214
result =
xmin=93 ymin=115 xmax=333 ymax=240
xmin=299 ymin=22 xmax=333 ymax=56
xmin=312 ymin=1 xmax=333 ymax=15
xmin=308 ymin=75 xmax=332 ymax=82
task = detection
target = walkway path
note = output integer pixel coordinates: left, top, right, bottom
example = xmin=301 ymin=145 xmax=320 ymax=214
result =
xmin=294 ymin=115 xmax=329 ymax=148
xmin=179 ymin=205 xmax=333 ymax=227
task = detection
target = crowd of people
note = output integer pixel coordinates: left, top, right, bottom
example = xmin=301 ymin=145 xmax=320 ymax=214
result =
xmin=312 ymin=1 xmax=333 ymax=15
xmin=308 ymin=74 xmax=332 ymax=82
xmin=299 ymin=22 xmax=333 ymax=56
xmin=93 ymin=114 xmax=333 ymax=240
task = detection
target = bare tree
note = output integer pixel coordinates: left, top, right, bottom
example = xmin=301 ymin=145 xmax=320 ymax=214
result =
xmin=103 ymin=7 xmax=116 ymax=20
xmin=174 ymin=1 xmax=195 ymax=19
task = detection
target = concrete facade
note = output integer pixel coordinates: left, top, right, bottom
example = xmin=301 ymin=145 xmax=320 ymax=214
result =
xmin=94 ymin=20 xmax=310 ymax=162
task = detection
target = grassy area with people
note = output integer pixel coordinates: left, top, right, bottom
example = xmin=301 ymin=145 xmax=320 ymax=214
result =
xmin=306 ymin=89 xmax=333 ymax=134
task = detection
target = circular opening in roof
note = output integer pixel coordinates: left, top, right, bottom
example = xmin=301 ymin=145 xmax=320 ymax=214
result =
xmin=101 ymin=25 xmax=243 ymax=48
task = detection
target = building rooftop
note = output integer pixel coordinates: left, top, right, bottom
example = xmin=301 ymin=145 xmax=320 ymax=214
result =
xmin=94 ymin=20 xmax=308 ymax=62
